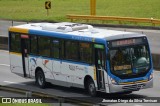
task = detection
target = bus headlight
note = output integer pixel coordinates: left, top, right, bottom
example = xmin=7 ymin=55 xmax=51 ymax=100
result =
xmin=149 ymin=73 xmax=153 ymax=80
xmin=111 ymin=78 xmax=117 ymax=84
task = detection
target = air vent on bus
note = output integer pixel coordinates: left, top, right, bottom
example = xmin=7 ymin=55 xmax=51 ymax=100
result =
xmin=41 ymin=22 xmax=93 ymax=32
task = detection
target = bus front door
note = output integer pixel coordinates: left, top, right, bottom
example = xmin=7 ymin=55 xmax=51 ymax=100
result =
xmin=21 ymin=35 xmax=30 ymax=77
xmin=95 ymin=48 xmax=105 ymax=90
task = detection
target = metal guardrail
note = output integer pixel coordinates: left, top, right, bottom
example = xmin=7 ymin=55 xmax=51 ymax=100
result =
xmin=67 ymin=14 xmax=160 ymax=26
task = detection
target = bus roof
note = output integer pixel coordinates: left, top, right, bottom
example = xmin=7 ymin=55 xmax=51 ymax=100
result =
xmin=9 ymin=22 xmax=146 ymax=41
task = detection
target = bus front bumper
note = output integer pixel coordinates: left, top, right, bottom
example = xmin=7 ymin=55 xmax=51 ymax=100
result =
xmin=109 ymin=79 xmax=153 ymax=93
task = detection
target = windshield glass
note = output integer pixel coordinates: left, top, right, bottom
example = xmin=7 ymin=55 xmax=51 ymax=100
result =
xmin=109 ymin=45 xmax=150 ymax=79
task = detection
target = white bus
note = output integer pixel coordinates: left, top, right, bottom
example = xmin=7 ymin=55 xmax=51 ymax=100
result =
xmin=9 ymin=22 xmax=153 ymax=96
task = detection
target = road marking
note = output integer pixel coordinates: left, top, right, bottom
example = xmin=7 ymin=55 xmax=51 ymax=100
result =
xmin=0 ymin=50 xmax=9 ymax=53
xmin=0 ymin=64 xmax=10 ymax=67
xmin=3 ymin=81 xmax=26 ymax=85
xmin=134 ymin=104 xmax=143 ymax=106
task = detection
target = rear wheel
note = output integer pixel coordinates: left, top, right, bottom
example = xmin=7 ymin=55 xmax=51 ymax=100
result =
xmin=35 ymin=70 xmax=46 ymax=88
xmin=87 ymin=79 xmax=97 ymax=97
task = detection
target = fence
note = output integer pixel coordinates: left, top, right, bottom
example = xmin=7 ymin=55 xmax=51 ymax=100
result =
xmin=67 ymin=14 xmax=160 ymax=26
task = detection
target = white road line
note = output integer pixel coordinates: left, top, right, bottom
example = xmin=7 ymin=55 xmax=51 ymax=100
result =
xmin=134 ymin=104 xmax=143 ymax=106
xmin=0 ymin=50 xmax=9 ymax=53
xmin=3 ymin=81 xmax=26 ymax=85
xmin=0 ymin=64 xmax=10 ymax=67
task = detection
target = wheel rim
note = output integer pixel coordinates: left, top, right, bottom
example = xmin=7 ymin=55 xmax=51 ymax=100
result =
xmin=38 ymin=74 xmax=43 ymax=86
xmin=89 ymin=83 xmax=95 ymax=95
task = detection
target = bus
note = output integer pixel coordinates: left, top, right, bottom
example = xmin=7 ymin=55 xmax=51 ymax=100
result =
xmin=9 ymin=22 xmax=153 ymax=96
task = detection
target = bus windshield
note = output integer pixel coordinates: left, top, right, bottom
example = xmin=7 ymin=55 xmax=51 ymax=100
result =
xmin=109 ymin=45 xmax=150 ymax=79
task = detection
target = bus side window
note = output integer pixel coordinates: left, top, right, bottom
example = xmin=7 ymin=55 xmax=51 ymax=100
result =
xmin=10 ymin=33 xmax=21 ymax=52
xmin=65 ymin=41 xmax=79 ymax=61
xmin=52 ymin=39 xmax=60 ymax=59
xmin=38 ymin=36 xmax=51 ymax=57
xmin=79 ymin=42 xmax=92 ymax=64
xmin=30 ymin=35 xmax=38 ymax=55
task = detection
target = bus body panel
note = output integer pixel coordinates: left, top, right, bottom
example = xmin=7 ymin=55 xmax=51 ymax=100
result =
xmin=10 ymin=53 xmax=24 ymax=77
xmin=29 ymin=55 xmax=97 ymax=88
xmin=10 ymin=52 xmax=30 ymax=77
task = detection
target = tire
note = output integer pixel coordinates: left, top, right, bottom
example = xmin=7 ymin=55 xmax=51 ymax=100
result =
xmin=87 ymin=79 xmax=97 ymax=97
xmin=35 ymin=70 xmax=46 ymax=88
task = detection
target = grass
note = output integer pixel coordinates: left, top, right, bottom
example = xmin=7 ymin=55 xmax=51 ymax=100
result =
xmin=0 ymin=0 xmax=160 ymax=23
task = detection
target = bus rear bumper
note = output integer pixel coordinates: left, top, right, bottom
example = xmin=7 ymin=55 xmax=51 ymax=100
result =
xmin=109 ymin=79 xmax=153 ymax=93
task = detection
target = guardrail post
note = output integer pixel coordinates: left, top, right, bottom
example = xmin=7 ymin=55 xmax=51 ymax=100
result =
xmin=58 ymin=98 xmax=64 ymax=106
xmin=90 ymin=0 xmax=96 ymax=15
xmin=119 ymin=21 xmax=122 ymax=25
xmin=26 ymin=91 xmax=32 ymax=98
xmin=152 ymin=23 xmax=155 ymax=27
xmin=12 ymin=21 xmax=13 ymax=26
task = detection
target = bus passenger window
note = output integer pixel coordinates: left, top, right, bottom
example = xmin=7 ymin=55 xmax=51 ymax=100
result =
xmin=52 ymin=39 xmax=60 ymax=58
xmin=80 ymin=42 xmax=92 ymax=64
xmin=38 ymin=36 xmax=51 ymax=57
xmin=65 ymin=41 xmax=78 ymax=61
xmin=30 ymin=36 xmax=38 ymax=55
xmin=10 ymin=33 xmax=21 ymax=52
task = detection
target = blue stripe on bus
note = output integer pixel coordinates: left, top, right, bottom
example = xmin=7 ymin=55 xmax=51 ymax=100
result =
xmin=61 ymin=60 xmax=92 ymax=66
xmin=28 ymin=29 xmax=105 ymax=43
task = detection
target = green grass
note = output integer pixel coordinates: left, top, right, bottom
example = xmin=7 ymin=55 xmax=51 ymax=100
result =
xmin=0 ymin=0 xmax=160 ymax=23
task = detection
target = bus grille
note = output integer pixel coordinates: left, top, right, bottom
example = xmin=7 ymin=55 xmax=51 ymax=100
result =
xmin=122 ymin=84 xmax=145 ymax=91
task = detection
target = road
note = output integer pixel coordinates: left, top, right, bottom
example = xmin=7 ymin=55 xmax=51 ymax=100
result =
xmin=0 ymin=50 xmax=160 ymax=106
xmin=0 ymin=20 xmax=160 ymax=54
xmin=0 ymin=91 xmax=25 ymax=97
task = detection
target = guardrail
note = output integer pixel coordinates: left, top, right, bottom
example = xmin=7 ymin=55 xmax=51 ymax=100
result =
xmin=66 ymin=14 xmax=160 ymax=26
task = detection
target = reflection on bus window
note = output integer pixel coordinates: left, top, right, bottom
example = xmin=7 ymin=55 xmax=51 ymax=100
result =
xmin=109 ymin=45 xmax=150 ymax=76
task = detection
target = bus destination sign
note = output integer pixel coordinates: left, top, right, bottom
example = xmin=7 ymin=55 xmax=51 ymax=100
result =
xmin=109 ymin=37 xmax=145 ymax=47
xmin=116 ymin=39 xmax=135 ymax=46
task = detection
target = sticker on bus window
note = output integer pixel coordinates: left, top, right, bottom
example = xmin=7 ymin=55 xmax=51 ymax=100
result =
xmin=114 ymin=65 xmax=131 ymax=71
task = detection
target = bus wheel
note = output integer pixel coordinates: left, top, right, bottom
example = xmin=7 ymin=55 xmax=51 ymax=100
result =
xmin=87 ymin=79 xmax=96 ymax=97
xmin=36 ymin=70 xmax=46 ymax=88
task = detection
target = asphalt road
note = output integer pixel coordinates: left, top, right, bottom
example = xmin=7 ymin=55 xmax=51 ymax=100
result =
xmin=0 ymin=50 xmax=160 ymax=106
xmin=0 ymin=91 xmax=25 ymax=97
xmin=0 ymin=20 xmax=160 ymax=54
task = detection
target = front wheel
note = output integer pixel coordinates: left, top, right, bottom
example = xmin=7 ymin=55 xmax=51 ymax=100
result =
xmin=35 ymin=70 xmax=46 ymax=88
xmin=87 ymin=79 xmax=97 ymax=97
